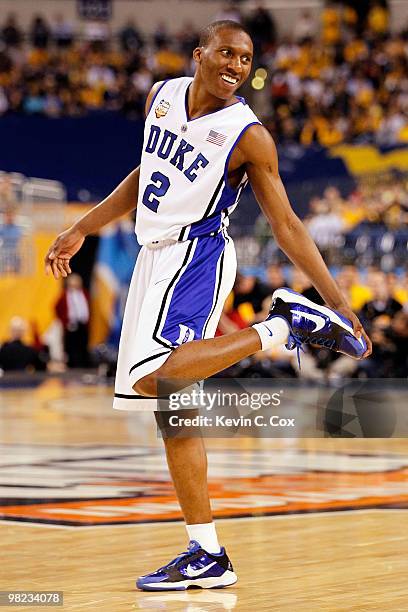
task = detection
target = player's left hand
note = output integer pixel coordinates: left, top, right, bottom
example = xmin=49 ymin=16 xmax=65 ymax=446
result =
xmin=336 ymin=305 xmax=372 ymax=359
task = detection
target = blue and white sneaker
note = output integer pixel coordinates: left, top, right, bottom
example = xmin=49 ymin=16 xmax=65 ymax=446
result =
xmin=136 ymin=540 xmax=237 ymax=591
xmin=267 ymin=287 xmax=367 ymax=360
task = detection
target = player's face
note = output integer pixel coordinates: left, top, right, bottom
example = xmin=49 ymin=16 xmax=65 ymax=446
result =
xmin=195 ymin=29 xmax=253 ymax=100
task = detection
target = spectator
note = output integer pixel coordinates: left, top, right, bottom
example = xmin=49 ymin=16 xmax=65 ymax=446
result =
xmin=293 ymin=10 xmax=317 ymax=43
xmin=387 ymin=272 xmax=408 ymax=307
xmin=367 ymin=1 xmax=389 ymax=37
xmin=176 ymin=21 xmax=199 ymax=57
xmin=0 ymin=207 xmax=23 ymax=274
xmin=215 ymin=2 xmax=242 ymax=24
xmin=265 ymin=263 xmax=287 ymax=293
xmin=360 ymin=270 xmax=403 ymax=324
xmin=153 ymin=20 xmax=170 ymax=49
xmin=321 ymin=1 xmax=341 ymax=45
xmin=359 ymin=312 xmax=406 ymax=378
xmin=30 ymin=15 xmax=50 ymax=49
xmin=291 ymin=269 xmax=324 ymax=305
xmin=55 ymin=274 xmax=90 ymax=368
xmin=51 ymin=14 xmax=75 ymax=49
xmin=82 ymin=19 xmax=110 ymax=51
xmin=154 ymin=43 xmax=186 ymax=78
xmin=233 ymin=272 xmax=271 ymax=322
xmin=118 ymin=18 xmax=143 ymax=52
xmin=0 ymin=317 xmax=44 ymax=372
xmin=306 ymin=198 xmax=344 ymax=254
xmin=387 ymin=311 xmax=408 ymax=376
xmin=246 ymin=2 xmax=277 ymax=54
xmin=336 ymin=265 xmax=373 ymax=311
xmin=2 ymin=14 xmax=23 ymax=48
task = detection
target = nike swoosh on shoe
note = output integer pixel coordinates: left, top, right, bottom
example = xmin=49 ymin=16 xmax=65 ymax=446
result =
xmin=185 ymin=561 xmax=217 ymax=578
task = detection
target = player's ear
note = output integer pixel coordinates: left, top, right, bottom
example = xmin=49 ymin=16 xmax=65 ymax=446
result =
xmin=193 ymin=47 xmax=202 ymax=63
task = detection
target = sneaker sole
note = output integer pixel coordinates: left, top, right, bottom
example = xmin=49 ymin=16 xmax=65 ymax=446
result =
xmin=137 ymin=570 xmax=238 ymax=591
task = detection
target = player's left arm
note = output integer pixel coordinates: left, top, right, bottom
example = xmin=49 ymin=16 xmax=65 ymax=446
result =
xmin=238 ymin=124 xmax=372 ymax=357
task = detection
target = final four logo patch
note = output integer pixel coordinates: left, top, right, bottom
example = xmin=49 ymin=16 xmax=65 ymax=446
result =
xmin=155 ymin=99 xmax=171 ymax=118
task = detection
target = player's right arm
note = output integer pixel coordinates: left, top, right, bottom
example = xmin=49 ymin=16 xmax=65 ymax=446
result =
xmin=45 ymin=82 xmax=163 ymax=279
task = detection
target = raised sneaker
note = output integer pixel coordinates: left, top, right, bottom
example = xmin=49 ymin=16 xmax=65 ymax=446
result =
xmin=265 ymin=287 xmax=367 ymax=359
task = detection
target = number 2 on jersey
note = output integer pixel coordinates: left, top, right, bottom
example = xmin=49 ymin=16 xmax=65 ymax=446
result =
xmin=142 ymin=171 xmax=170 ymax=213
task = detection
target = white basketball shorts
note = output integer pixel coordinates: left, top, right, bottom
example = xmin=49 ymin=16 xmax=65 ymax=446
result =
xmin=113 ymin=231 xmax=237 ymax=411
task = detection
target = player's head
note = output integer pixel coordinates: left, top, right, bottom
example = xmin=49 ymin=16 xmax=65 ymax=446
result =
xmin=193 ymin=21 xmax=253 ymax=100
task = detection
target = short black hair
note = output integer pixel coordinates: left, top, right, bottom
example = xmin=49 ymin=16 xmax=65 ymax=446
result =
xmin=198 ymin=20 xmax=252 ymax=47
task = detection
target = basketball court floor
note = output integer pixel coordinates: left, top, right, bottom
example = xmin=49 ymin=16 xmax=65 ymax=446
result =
xmin=1 ymin=379 xmax=407 ymax=611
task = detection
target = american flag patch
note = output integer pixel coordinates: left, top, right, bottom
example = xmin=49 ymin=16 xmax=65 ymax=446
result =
xmin=206 ymin=130 xmax=227 ymax=146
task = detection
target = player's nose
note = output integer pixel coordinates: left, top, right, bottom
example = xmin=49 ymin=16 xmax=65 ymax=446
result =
xmin=226 ymin=56 xmax=242 ymax=74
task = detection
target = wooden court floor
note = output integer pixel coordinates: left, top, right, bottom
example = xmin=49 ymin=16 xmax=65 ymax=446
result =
xmin=1 ymin=381 xmax=408 ymax=611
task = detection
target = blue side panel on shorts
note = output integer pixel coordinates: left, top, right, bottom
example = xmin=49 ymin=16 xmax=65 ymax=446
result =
xmin=159 ymin=234 xmax=226 ymax=344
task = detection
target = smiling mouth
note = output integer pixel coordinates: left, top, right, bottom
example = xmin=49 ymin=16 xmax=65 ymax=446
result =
xmin=220 ymin=74 xmax=239 ymax=86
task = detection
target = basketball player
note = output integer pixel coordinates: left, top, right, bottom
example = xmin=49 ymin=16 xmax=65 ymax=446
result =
xmin=46 ymin=21 xmax=372 ymax=591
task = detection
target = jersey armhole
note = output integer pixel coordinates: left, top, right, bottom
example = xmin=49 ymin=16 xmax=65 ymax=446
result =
xmin=146 ymin=80 xmax=169 ymax=116
xmin=223 ymin=121 xmax=262 ymax=191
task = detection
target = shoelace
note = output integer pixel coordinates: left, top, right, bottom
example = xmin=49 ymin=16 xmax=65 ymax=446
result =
xmin=287 ymin=332 xmax=305 ymax=369
xmin=159 ymin=547 xmax=197 ymax=571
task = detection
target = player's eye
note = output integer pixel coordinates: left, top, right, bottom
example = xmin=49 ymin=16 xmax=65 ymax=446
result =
xmin=220 ymin=49 xmax=231 ymax=56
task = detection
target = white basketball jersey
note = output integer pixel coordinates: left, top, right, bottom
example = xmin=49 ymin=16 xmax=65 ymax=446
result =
xmin=135 ymin=77 xmax=260 ymax=245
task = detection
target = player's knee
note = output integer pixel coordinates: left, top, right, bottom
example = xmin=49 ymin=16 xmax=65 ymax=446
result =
xmin=133 ymin=372 xmax=158 ymax=397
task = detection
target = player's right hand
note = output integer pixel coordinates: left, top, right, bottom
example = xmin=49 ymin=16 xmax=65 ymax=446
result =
xmin=45 ymin=227 xmax=85 ymax=279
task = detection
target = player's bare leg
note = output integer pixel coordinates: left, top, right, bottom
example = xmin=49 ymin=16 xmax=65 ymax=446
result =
xmin=135 ymin=327 xmax=277 ymax=397
xmin=155 ymin=419 xmax=212 ymax=524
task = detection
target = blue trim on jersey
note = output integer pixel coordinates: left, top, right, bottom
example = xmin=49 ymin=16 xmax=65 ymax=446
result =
xmin=159 ymin=234 xmax=226 ymax=344
xmin=147 ymin=80 xmax=169 ymax=116
xmin=223 ymin=121 xmax=261 ymax=190
xmin=184 ymin=83 xmax=245 ymax=123
xmin=185 ymin=182 xmax=239 ymax=240
xmin=185 ymin=177 xmax=246 ymax=240
xmin=213 ymin=179 xmax=242 ymax=216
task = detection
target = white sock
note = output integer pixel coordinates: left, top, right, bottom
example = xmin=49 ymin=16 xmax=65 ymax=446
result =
xmin=186 ymin=522 xmax=221 ymax=553
xmin=252 ymin=317 xmax=289 ymax=351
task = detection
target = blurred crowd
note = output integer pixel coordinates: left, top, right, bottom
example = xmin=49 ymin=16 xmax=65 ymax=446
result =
xmin=263 ymin=2 xmax=408 ymax=146
xmin=0 ymin=1 xmax=406 ymax=144
xmin=251 ymin=174 xmax=408 ymax=269
xmin=304 ymin=175 xmax=408 ymax=264
xmin=0 ymin=273 xmax=90 ymax=374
